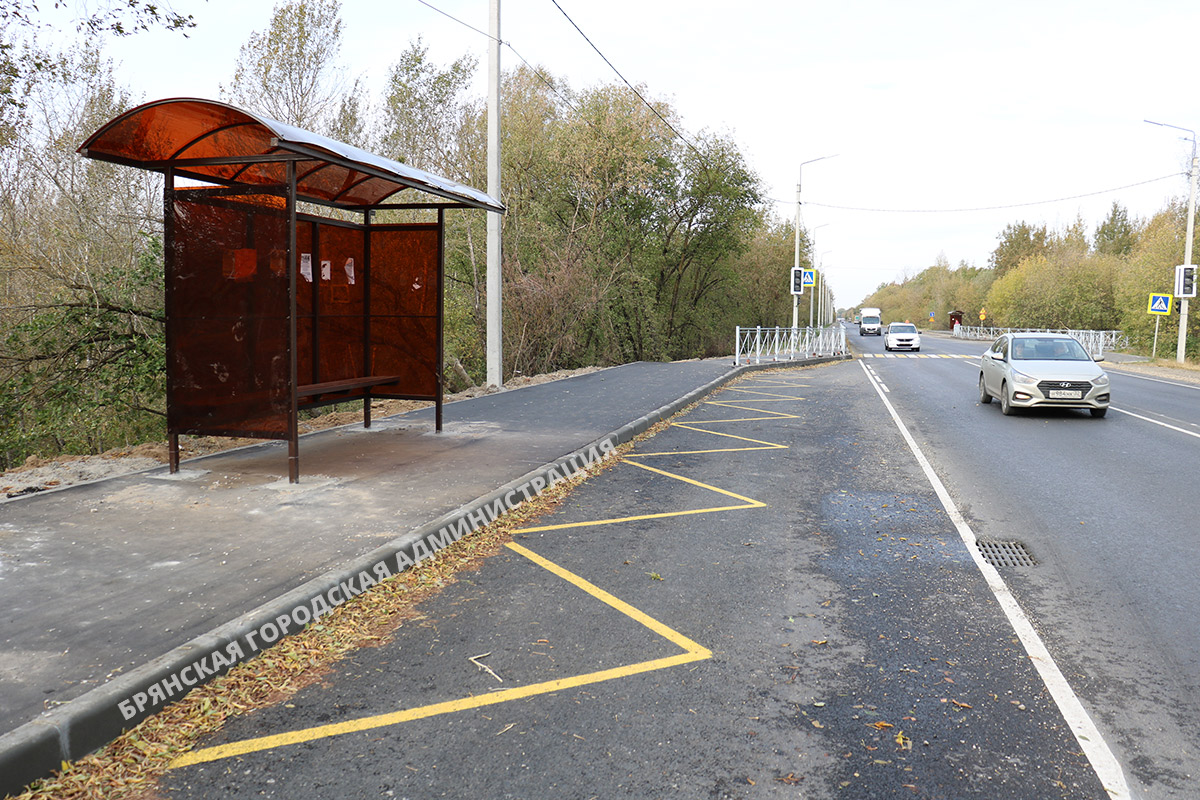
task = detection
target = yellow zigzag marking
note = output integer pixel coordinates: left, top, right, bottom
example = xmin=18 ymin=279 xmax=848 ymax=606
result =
xmin=171 ymin=544 xmax=711 ymax=768
xmin=167 ymin=371 xmax=802 ymax=769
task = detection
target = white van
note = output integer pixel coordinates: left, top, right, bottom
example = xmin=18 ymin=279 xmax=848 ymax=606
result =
xmin=859 ymin=307 xmax=882 ymax=336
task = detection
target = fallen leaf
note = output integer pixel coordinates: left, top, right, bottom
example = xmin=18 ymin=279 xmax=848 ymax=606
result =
xmin=870 ymin=721 xmax=894 ymax=730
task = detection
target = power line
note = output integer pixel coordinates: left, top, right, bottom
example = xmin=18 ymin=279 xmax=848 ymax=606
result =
xmin=547 ymin=0 xmax=705 ymax=160
xmin=790 ymin=173 xmax=1183 ymax=214
xmin=416 ymin=1 xmax=594 ymax=131
xmin=420 ymin=0 xmax=708 ymax=166
xmin=417 ymin=0 xmax=491 ymax=39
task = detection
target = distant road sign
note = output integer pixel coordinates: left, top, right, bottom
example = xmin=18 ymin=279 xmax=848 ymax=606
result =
xmin=1148 ymin=293 xmax=1172 ymax=315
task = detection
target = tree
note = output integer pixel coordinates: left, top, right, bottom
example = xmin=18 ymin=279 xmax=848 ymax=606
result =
xmin=989 ymin=221 xmax=1048 ymax=276
xmin=0 ymin=44 xmax=166 ymax=467
xmin=734 ymin=218 xmax=799 ymax=327
xmin=2 ymin=2 xmax=194 ymax=113
xmin=222 ymin=0 xmax=358 ymax=135
xmin=1094 ymin=201 xmax=1137 ymax=257
xmin=378 ymin=37 xmax=478 ymax=175
xmin=1 ymin=0 xmax=195 ymax=37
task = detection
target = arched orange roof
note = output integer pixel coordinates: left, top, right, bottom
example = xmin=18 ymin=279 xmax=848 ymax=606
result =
xmin=78 ymin=97 xmax=503 ymax=213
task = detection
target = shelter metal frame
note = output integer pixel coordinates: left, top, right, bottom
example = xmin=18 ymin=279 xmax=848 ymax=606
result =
xmin=79 ymin=98 xmax=503 ymax=482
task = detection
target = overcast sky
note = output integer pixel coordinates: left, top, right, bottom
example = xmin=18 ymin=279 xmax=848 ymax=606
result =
xmin=56 ymin=0 xmax=1200 ymax=309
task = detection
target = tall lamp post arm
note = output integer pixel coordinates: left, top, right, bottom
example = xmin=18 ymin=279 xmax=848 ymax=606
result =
xmin=794 ymin=155 xmax=837 ymax=330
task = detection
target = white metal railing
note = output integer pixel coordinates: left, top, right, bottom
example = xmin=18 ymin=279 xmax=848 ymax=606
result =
xmin=952 ymin=325 xmax=1129 ymax=356
xmin=734 ymin=326 xmax=848 ymax=365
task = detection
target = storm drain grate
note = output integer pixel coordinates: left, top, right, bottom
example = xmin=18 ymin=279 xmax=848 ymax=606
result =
xmin=976 ymin=540 xmax=1037 ymax=568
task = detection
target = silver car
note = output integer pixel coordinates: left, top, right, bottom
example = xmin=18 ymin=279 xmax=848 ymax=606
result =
xmin=978 ymin=333 xmax=1110 ymax=417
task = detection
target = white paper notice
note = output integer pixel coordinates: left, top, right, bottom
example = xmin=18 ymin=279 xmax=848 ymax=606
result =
xmin=344 ymin=258 xmax=355 ymax=285
xmin=300 ymin=253 xmax=312 ymax=282
xmin=320 ymin=260 xmax=331 ymax=281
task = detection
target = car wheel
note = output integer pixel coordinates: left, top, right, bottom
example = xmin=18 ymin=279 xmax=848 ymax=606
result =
xmin=978 ymin=373 xmax=991 ymax=404
xmin=1000 ymin=383 xmax=1016 ymax=416
xmin=914 ymin=347 xmax=920 ymax=352
xmin=1091 ymin=407 xmax=1108 ymax=418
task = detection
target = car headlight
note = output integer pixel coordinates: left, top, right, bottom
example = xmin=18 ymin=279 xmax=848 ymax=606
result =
xmin=1092 ymin=373 xmax=1110 ymax=387
xmin=1010 ymin=369 xmax=1037 ymax=384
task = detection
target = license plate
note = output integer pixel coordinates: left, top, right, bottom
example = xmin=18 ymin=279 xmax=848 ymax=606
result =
xmin=1048 ymin=390 xmax=1082 ymax=399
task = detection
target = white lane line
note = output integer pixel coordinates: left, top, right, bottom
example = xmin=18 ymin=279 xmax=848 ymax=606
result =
xmin=1110 ymin=406 xmax=1200 ymax=438
xmin=857 ymin=360 xmax=1131 ymax=800
xmin=1106 ymin=367 xmax=1200 ymax=391
xmin=864 ymin=364 xmax=889 ymax=393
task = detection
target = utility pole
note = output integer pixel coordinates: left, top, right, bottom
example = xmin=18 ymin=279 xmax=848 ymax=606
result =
xmin=813 ymin=250 xmax=832 ymax=327
xmin=1180 ymin=141 xmax=1197 ymax=363
xmin=486 ymin=0 xmax=503 ymax=387
xmin=1146 ymin=120 xmax=1197 ymax=363
xmin=792 ymin=182 xmax=801 ymax=329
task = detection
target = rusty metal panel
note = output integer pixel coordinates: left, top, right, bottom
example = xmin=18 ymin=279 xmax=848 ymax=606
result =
xmin=368 ymin=224 xmax=441 ymax=399
xmin=167 ymin=194 xmax=291 ymax=438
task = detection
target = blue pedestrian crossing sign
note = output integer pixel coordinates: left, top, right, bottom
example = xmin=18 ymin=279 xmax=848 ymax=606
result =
xmin=1148 ymin=293 xmax=1172 ymax=315
xmin=802 ymin=269 xmax=816 ymax=287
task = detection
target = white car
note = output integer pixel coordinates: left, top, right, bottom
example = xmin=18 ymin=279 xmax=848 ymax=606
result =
xmin=978 ymin=332 xmax=1110 ymax=417
xmin=883 ymin=322 xmax=921 ymax=352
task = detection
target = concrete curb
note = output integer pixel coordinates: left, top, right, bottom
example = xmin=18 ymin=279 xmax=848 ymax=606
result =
xmin=0 ymin=355 xmax=846 ymax=796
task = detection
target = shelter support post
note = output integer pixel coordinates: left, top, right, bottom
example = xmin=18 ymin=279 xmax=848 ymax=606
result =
xmin=287 ymin=159 xmax=300 ymax=483
xmin=436 ymin=208 xmax=445 ymax=433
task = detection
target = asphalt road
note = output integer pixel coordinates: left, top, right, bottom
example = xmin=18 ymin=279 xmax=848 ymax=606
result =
xmin=162 ymin=360 xmax=1116 ymax=799
xmin=854 ymin=326 xmax=1200 ymax=799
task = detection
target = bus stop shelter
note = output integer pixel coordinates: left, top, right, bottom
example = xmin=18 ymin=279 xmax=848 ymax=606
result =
xmin=78 ymin=98 xmax=503 ymax=482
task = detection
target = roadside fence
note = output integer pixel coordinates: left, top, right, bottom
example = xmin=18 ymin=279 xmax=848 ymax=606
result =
xmin=953 ymin=326 xmax=1128 ymax=356
xmin=734 ymin=325 xmax=848 ymax=366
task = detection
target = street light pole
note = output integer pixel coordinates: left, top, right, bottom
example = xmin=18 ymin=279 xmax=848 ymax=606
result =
xmin=1146 ymin=119 xmax=1197 ymax=363
xmin=795 ymin=155 xmax=837 ymax=329
xmin=486 ymin=0 xmax=503 ymax=386
xmin=813 ymin=250 xmax=832 ymax=327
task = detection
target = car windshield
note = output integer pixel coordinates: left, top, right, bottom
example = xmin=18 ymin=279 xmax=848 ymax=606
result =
xmin=1010 ymin=337 xmax=1090 ymax=361
xmin=889 ymin=324 xmax=917 ymax=334
xmin=862 ymin=316 xmax=880 ymax=324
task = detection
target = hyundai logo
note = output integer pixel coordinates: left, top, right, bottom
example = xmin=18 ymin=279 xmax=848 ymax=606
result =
xmin=1059 ymin=381 xmax=1071 ymax=388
